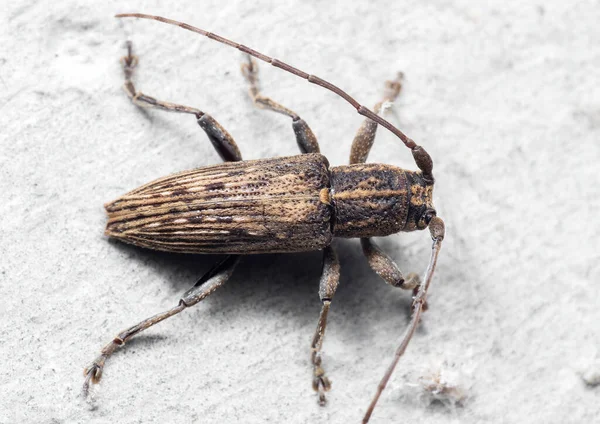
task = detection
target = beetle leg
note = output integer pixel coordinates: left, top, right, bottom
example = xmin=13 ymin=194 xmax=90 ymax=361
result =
xmin=360 ymin=238 xmax=427 ymax=310
xmin=241 ymin=56 xmax=320 ymax=154
xmin=310 ymin=246 xmax=340 ymax=405
xmin=121 ymin=41 xmax=200 ymax=115
xmin=363 ymin=217 xmax=445 ymax=423
xmin=120 ymin=41 xmax=242 ymax=162
xmin=349 ymin=73 xmax=403 ymax=164
xmin=83 ymin=255 xmax=240 ymax=397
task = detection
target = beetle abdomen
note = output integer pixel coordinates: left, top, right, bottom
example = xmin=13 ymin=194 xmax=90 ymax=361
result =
xmin=105 ymin=154 xmax=333 ymax=254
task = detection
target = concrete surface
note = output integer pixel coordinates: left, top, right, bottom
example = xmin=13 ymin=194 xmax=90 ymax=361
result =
xmin=1 ymin=1 xmax=599 ymax=423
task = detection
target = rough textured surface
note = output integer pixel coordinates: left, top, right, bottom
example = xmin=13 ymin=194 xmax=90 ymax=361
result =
xmin=330 ymin=163 xmax=414 ymax=237
xmin=1 ymin=1 xmax=599 ymax=423
xmin=105 ymin=153 xmax=333 ymax=254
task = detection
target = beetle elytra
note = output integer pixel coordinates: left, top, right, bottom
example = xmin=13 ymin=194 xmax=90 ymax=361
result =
xmin=83 ymin=14 xmax=446 ymax=423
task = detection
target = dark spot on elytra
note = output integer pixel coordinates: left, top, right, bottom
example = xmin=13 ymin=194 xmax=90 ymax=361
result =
xmin=205 ymin=182 xmax=225 ymax=191
xmin=171 ymin=189 xmax=188 ymax=196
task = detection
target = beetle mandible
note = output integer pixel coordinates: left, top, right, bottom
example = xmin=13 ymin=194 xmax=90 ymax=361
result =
xmin=83 ymin=13 xmax=446 ymax=423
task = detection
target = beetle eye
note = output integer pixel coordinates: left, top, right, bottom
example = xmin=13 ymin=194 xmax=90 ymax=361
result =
xmin=424 ymin=209 xmax=436 ymax=225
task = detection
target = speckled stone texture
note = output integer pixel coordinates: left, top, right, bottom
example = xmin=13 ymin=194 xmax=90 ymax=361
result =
xmin=1 ymin=1 xmax=599 ymax=423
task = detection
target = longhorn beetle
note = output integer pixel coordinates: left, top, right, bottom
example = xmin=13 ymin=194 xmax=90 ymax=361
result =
xmin=83 ymin=13 xmax=446 ymax=423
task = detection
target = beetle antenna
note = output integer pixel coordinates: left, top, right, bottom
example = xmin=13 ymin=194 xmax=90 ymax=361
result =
xmin=362 ymin=216 xmax=445 ymax=423
xmin=115 ymin=13 xmax=421 ymax=152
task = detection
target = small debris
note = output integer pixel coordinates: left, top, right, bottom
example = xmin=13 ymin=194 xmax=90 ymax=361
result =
xmin=582 ymin=369 xmax=600 ymax=387
xmin=380 ymin=100 xmax=394 ymax=114
xmin=419 ymin=368 xmax=467 ymax=407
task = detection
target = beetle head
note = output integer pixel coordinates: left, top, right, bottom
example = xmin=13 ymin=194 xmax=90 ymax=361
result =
xmin=404 ymin=172 xmax=436 ymax=232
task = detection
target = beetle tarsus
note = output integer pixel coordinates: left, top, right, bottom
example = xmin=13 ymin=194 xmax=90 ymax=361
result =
xmin=242 ymin=55 xmax=297 ymax=116
xmin=382 ymin=72 xmax=404 ymax=106
xmin=312 ymin=353 xmax=332 ymax=405
xmin=82 ymin=339 xmax=120 ymax=397
xmin=82 ymin=359 xmax=104 ymax=397
xmin=120 ymin=40 xmax=138 ymax=82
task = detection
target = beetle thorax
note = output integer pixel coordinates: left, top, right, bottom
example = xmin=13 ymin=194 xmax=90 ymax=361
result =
xmin=330 ymin=164 xmax=434 ymax=238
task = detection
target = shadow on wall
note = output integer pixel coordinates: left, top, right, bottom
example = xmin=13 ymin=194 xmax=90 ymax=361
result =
xmin=104 ymin=236 xmax=430 ymax=342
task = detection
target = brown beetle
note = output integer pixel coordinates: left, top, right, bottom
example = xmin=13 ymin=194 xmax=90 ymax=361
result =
xmin=84 ymin=14 xmax=446 ymax=423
